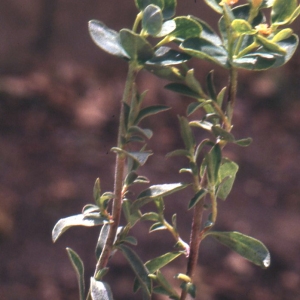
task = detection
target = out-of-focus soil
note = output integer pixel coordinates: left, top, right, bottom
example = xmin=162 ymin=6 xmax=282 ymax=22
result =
xmin=0 ymin=1 xmax=300 ymax=300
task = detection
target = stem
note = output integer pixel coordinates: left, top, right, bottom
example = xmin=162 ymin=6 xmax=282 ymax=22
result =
xmin=94 ymin=64 xmax=137 ymax=276
xmin=180 ymin=167 xmax=204 ymax=300
xmin=226 ymin=67 xmax=238 ymax=125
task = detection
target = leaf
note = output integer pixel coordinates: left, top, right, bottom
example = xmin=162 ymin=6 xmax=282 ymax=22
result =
xmin=93 ymin=178 xmax=101 ymax=205
xmin=122 ymin=199 xmax=142 ymax=227
xmin=165 ymin=83 xmax=201 ymax=98
xmin=135 ymin=0 xmax=164 ymax=11
xmin=256 ymin=35 xmax=287 ymax=54
xmin=140 ymin=212 xmax=160 ymax=221
xmin=211 ymin=125 xmax=235 ymax=142
xmin=153 ymin=271 xmax=180 ymax=299
xmin=88 ymin=20 xmax=129 ymax=58
xmin=146 ymin=252 xmax=182 ymax=273
xmin=131 ymin=183 xmax=188 ymax=211
xmin=207 ymin=231 xmax=271 ymax=268
xmin=231 ymin=19 xmax=256 ymax=36
xmin=206 ymin=71 xmax=217 ymax=101
xmin=66 ymin=248 xmax=85 ymax=300
xmin=149 ymin=222 xmax=167 ymax=232
xmin=178 ymin=116 xmax=195 ymax=152
xmin=158 ymin=16 xmax=202 ymax=45
xmin=190 ymin=16 xmax=222 ymax=46
xmin=205 ymin=143 xmax=222 ymax=186
xmin=217 ymin=158 xmax=239 ymax=200
xmin=90 ymin=277 xmax=114 ymax=300
xmin=142 ymin=5 xmax=163 ymax=36
xmin=272 ymin=28 xmax=293 ymax=43
xmin=118 ymin=244 xmax=152 ymax=298
xmin=135 ymin=105 xmax=170 ymax=124
xmin=188 ymin=188 xmax=207 ymax=209
xmin=52 ymin=214 xmax=110 ymax=242
xmin=271 ymin=0 xmax=298 ymax=26
xmin=265 ymin=34 xmax=299 ymax=68
xmin=234 ymin=137 xmax=253 ymax=147
xmin=146 ymin=47 xmax=191 ymax=66
xmin=124 ymin=171 xmax=139 ymax=187
xmin=233 ymin=52 xmax=276 ymax=70
xmin=128 ymin=126 xmax=153 ymax=139
xmin=119 ymin=29 xmax=154 ymax=63
xmin=181 ymin=37 xmax=229 ymax=68
xmin=166 ymin=149 xmax=191 ymax=159
xmin=111 ymin=147 xmax=153 ymax=166
xmin=144 ymin=64 xmax=185 ymax=81
xmin=162 ymin=0 xmax=176 ymax=19
xmin=95 ymin=223 xmax=110 ymax=259
xmin=156 ymin=20 xmax=176 ymax=37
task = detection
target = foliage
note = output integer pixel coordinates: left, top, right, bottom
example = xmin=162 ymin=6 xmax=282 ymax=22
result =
xmin=52 ymin=0 xmax=299 ymax=299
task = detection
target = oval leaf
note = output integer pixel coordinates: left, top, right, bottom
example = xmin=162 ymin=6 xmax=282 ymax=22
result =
xmin=208 ymin=231 xmax=271 ymax=268
xmin=142 ymin=4 xmax=163 ymax=36
xmin=119 ymin=29 xmax=154 ymax=62
xmin=90 ymin=277 xmax=114 ymax=300
xmin=88 ymin=20 xmax=129 ymax=58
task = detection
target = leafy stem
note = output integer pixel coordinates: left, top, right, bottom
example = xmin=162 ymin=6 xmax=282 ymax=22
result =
xmin=94 ymin=63 xmax=138 ymax=275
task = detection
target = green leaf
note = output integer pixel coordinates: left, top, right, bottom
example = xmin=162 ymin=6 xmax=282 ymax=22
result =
xmin=93 ymin=178 xmax=101 ymax=205
xmin=181 ymin=37 xmax=229 ymax=68
xmin=211 ymin=125 xmax=235 ymax=142
xmin=272 ymin=28 xmax=293 ymax=43
xmin=52 ymin=214 xmax=110 ymax=242
xmin=217 ymin=158 xmax=239 ymax=200
xmin=119 ymin=29 xmax=154 ymax=63
xmin=187 ymin=102 xmax=203 ymax=116
xmin=165 ymin=83 xmax=201 ymax=98
xmin=118 ymin=244 xmax=152 ymax=298
xmin=256 ymin=34 xmax=287 ymax=54
xmin=128 ymin=126 xmax=153 ymax=140
xmin=206 ymin=143 xmax=222 ymax=185
xmin=111 ymin=147 xmax=153 ymax=166
xmin=207 ymin=231 xmax=271 ymax=268
xmin=162 ymin=0 xmax=176 ymax=19
xmin=124 ymin=171 xmax=139 ymax=187
xmin=156 ymin=20 xmax=176 ymax=37
xmin=178 ymin=116 xmax=195 ymax=152
xmin=142 ymin=5 xmax=163 ymax=36
xmin=88 ymin=20 xmax=129 ymax=58
xmin=232 ymin=52 xmax=276 ymax=70
xmin=95 ymin=223 xmax=110 ymax=259
xmin=122 ymin=199 xmax=142 ymax=227
xmin=90 ymin=277 xmax=114 ymax=300
xmin=146 ymin=252 xmax=182 ymax=273
xmin=144 ymin=64 xmax=185 ymax=81
xmin=161 ymin=16 xmax=202 ymax=43
xmin=149 ymin=222 xmax=167 ymax=232
xmin=234 ymin=137 xmax=253 ymax=147
xmin=231 ymin=19 xmax=256 ymax=36
xmin=190 ymin=16 xmax=222 ymax=46
xmin=153 ymin=271 xmax=180 ymax=299
xmin=82 ymin=204 xmax=100 ymax=215
xmin=140 ymin=212 xmax=160 ymax=221
xmin=204 ymin=0 xmax=223 ymax=14
xmin=271 ymin=0 xmax=298 ymax=26
xmin=146 ymin=47 xmax=191 ymax=66
xmin=265 ymin=34 xmax=299 ymax=68
xmin=180 ymin=282 xmax=196 ymax=298
xmin=135 ymin=105 xmax=170 ymax=124
xmin=66 ymin=248 xmax=85 ymax=300
xmin=135 ymin=0 xmax=164 ymax=11
xmin=166 ymin=149 xmax=191 ymax=158
xmin=188 ymin=188 xmax=207 ymax=209
xmin=206 ymin=71 xmax=217 ymax=101
xmin=132 ymin=183 xmax=188 ymax=211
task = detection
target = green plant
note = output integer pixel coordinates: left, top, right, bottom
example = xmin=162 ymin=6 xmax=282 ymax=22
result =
xmin=52 ymin=0 xmax=299 ymax=299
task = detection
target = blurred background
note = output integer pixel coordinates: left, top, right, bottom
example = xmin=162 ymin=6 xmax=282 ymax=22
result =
xmin=0 ymin=0 xmax=300 ymax=299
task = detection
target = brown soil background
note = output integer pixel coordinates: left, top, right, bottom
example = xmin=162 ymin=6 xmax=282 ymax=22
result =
xmin=0 ymin=1 xmax=300 ymax=299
